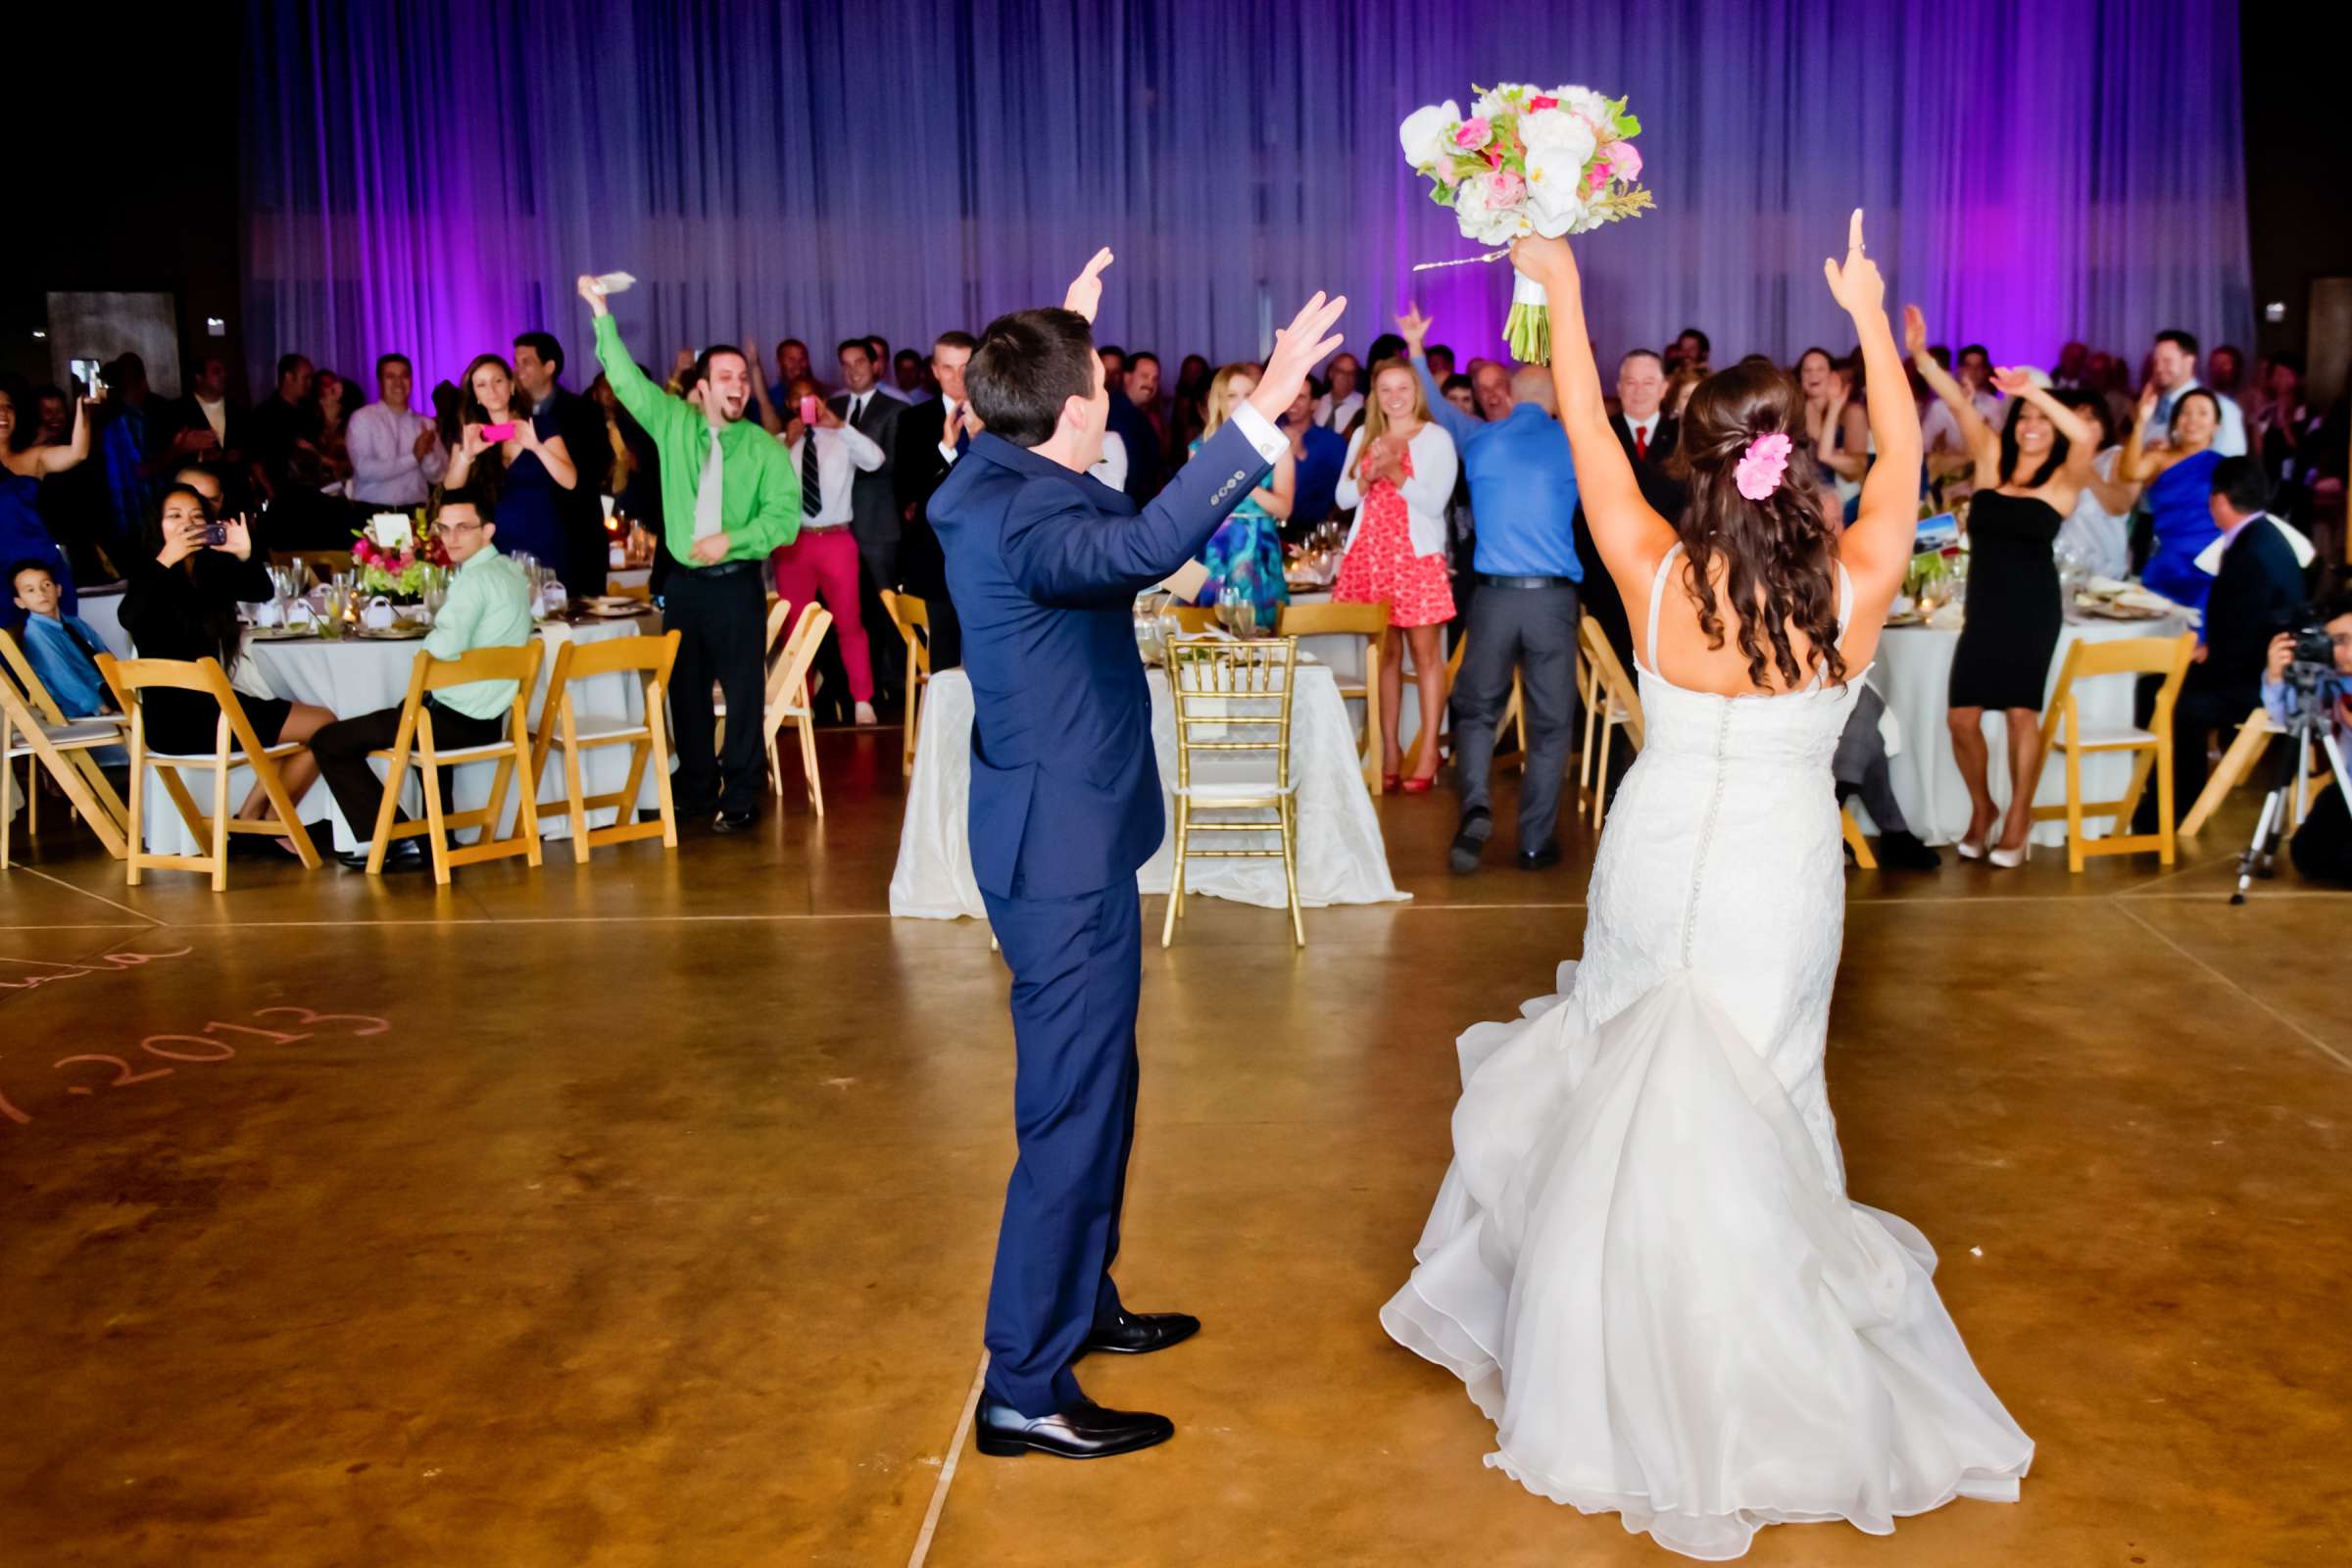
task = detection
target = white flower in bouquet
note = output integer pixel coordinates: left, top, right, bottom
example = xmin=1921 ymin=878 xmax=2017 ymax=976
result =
xmin=1398 ymin=99 xmax=1463 ymax=172
xmin=1398 ymin=79 xmax=1652 ymax=363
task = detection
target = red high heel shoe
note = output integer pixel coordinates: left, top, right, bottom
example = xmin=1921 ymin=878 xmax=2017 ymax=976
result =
xmin=1382 ymin=772 xmax=1401 ymax=793
xmin=1400 ymin=775 xmax=1436 ymax=794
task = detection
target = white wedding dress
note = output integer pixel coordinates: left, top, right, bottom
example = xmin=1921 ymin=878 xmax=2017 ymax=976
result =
xmin=1383 ymin=547 xmax=2033 ymax=1560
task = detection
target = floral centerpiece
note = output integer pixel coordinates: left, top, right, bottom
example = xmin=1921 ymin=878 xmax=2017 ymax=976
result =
xmin=1399 ymin=83 xmax=1651 ymax=363
xmin=352 ymin=510 xmax=450 ymax=600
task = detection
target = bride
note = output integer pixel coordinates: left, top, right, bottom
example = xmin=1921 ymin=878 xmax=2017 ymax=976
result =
xmin=1381 ymin=214 xmax=2033 ymax=1560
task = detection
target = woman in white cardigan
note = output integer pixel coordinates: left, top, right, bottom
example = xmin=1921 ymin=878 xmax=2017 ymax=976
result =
xmin=1334 ymin=360 xmax=1460 ymax=791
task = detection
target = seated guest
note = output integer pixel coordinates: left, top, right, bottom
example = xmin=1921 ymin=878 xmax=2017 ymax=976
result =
xmin=1282 ymin=385 xmax=1346 ymax=535
xmin=346 ymin=353 xmax=448 ymax=508
xmin=2146 ymin=459 xmax=2309 ymax=827
xmin=1836 ymin=682 xmax=1940 ymax=870
xmin=120 ymin=485 xmax=337 ymax=841
xmin=769 ymin=376 xmax=885 ymax=725
xmin=2259 ymin=590 xmax=2352 ymax=883
xmin=2122 ymin=385 xmax=2225 ymax=619
xmin=2144 ymin=328 xmax=2247 ymax=457
xmin=9 ymin=560 xmax=113 ymax=717
xmin=307 ymin=493 xmax=531 ymax=870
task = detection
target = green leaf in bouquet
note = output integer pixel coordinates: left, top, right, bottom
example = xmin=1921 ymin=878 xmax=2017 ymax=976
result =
xmin=1615 ymin=114 xmax=1642 ymax=137
xmin=1428 ymin=180 xmax=1458 ymax=208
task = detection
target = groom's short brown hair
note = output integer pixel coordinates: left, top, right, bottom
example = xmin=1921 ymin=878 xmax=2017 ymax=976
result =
xmin=968 ymin=307 xmax=1096 ymax=448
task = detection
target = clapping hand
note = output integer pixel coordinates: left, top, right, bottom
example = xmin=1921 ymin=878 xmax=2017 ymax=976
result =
xmin=1902 ymin=304 xmax=1930 ymax=362
xmin=1245 ymin=290 xmax=1350 ymax=422
xmin=1062 ymin=246 xmax=1115 ymax=323
xmin=1396 ymin=303 xmax=1433 ymax=354
xmin=412 ymin=422 xmax=439 ymax=462
xmin=1821 ymin=210 xmax=1884 ymax=317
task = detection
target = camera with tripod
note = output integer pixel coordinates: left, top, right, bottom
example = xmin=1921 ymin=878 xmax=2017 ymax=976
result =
xmin=2231 ymin=617 xmax=2351 ymax=903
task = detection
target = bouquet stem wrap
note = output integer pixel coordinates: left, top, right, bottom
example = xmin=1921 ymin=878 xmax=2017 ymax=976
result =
xmin=1506 ymin=273 xmax=1551 ymax=366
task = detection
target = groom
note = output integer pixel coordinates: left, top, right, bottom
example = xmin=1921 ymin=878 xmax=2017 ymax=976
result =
xmin=935 ymin=249 xmax=1345 ymax=1460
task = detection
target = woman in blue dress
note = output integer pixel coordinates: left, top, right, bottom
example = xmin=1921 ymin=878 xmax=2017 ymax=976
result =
xmin=442 ymin=353 xmax=578 ymax=580
xmin=2121 ymin=385 xmax=2223 ymax=619
xmin=1187 ymin=363 xmax=1294 ymax=623
xmin=0 ymin=382 xmax=91 ymax=632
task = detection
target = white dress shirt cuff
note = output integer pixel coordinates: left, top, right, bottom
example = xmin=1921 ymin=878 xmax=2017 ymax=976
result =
xmin=1226 ymin=400 xmax=1288 ymax=465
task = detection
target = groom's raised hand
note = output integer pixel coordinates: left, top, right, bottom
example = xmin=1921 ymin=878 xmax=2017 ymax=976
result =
xmin=1246 ymin=292 xmax=1349 ymax=423
xmin=1062 ymin=247 xmax=1115 ymax=323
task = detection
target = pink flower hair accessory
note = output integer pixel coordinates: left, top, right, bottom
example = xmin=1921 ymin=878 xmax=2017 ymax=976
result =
xmin=1734 ymin=430 xmax=1793 ymax=501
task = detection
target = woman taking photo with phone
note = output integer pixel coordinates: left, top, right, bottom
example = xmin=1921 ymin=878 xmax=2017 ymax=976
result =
xmin=444 ymin=353 xmax=577 ymax=580
xmin=120 ymin=484 xmax=337 ymax=841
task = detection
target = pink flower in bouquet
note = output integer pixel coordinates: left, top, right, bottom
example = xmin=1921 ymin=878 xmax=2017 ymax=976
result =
xmin=1529 ymin=94 xmax=1558 ymax=110
xmin=1605 ymin=139 xmax=1642 ymax=182
xmin=1452 ymin=118 xmax=1493 ymax=152
xmin=1487 ymin=172 xmax=1526 ymax=208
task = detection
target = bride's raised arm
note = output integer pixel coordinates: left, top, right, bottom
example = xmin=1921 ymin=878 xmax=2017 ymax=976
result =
xmin=1822 ymin=211 xmax=1921 ymax=602
xmin=1510 ymin=234 xmax=1673 ymax=586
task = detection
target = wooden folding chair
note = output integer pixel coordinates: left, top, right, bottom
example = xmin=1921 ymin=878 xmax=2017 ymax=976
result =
xmin=530 ymin=630 xmax=681 ymax=860
xmin=1168 ymin=605 xmax=1220 ymax=634
xmin=1277 ymin=601 xmax=1388 ymax=792
xmin=364 ymin=642 xmax=546 ymax=884
xmin=270 ymin=549 xmax=354 ymax=580
xmin=2179 ymin=706 xmax=2286 ymax=837
xmin=1 ymin=629 xmax=129 ymax=866
xmin=1162 ymin=636 xmax=1303 ymax=948
xmin=762 ymin=602 xmax=833 ymax=814
xmin=1841 ymin=808 xmax=1878 ymax=869
xmin=1578 ymin=617 xmax=1645 ymax=828
xmin=2028 ymin=632 xmax=2196 ymax=872
xmin=880 ymin=589 xmax=933 ymax=775
xmin=96 ymin=654 xmax=320 ymax=891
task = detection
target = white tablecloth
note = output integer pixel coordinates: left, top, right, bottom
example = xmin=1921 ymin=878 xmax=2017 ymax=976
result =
xmin=1870 ymin=612 xmax=2190 ymax=849
xmin=127 ymin=615 xmax=664 ymax=857
xmin=890 ymin=664 xmax=1408 ymax=919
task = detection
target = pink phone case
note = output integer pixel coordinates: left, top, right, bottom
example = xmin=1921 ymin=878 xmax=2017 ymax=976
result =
xmin=481 ymin=422 xmax=515 ymax=442
xmin=799 ymin=396 xmax=821 ymax=426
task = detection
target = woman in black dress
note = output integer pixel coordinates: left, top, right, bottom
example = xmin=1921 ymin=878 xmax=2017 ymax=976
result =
xmin=1907 ymin=308 xmax=2100 ymax=865
xmin=120 ymin=484 xmax=337 ymax=836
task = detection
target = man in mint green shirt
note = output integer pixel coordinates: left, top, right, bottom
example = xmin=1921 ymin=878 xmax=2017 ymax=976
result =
xmin=581 ymin=273 xmax=799 ymax=829
xmin=310 ymin=492 xmax=534 ymax=870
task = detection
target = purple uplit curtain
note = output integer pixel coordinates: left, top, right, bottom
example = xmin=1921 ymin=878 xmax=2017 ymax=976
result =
xmin=241 ymin=0 xmax=2249 ymax=400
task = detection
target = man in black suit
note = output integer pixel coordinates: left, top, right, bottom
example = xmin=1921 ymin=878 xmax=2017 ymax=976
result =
xmin=830 ymin=340 xmax=906 ymax=701
xmin=1095 ymin=344 xmax=1163 ymax=504
xmin=1576 ymin=349 xmax=1684 ymax=669
xmin=892 ymin=330 xmax=977 ymax=668
xmin=2146 ymin=457 xmax=2309 ymax=826
xmin=514 ymin=330 xmax=612 ymax=597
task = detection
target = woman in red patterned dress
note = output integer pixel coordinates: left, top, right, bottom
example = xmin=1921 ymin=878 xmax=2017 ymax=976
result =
xmin=1335 ymin=360 xmax=1460 ymax=790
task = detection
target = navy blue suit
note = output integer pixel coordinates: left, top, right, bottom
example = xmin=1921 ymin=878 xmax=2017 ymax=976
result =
xmin=930 ymin=418 xmax=1273 ymax=1416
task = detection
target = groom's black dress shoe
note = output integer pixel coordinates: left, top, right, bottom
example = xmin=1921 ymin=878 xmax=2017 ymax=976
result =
xmin=1517 ymin=841 xmax=1562 ymax=871
xmin=1078 ymin=1309 xmax=1201 ymax=1357
xmin=974 ymin=1397 xmax=1175 ymax=1459
xmin=1448 ymin=807 xmax=1492 ymax=874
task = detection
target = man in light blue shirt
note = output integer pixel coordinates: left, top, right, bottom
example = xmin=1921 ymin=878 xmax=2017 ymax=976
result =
xmin=1399 ymin=306 xmax=1583 ymax=874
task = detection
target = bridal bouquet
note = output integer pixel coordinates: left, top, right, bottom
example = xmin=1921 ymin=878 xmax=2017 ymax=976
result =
xmin=1399 ymin=83 xmax=1651 ymax=363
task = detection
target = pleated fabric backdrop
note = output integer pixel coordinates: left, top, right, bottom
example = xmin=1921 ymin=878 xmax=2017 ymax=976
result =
xmin=241 ymin=0 xmax=2251 ymax=394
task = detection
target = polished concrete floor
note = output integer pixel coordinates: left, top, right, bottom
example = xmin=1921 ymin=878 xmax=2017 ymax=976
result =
xmin=3 ymin=731 xmax=2347 ymax=1567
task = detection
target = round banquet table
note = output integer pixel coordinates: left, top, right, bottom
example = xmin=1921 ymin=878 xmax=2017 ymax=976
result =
xmin=890 ymin=662 xmax=1408 ymax=919
xmin=1868 ymin=611 xmax=2191 ymax=849
xmin=109 ymin=613 xmax=667 ymax=858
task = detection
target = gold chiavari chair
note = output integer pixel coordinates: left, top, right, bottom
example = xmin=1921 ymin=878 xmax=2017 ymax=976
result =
xmin=879 ymin=589 xmax=933 ymax=775
xmin=1276 ymin=601 xmax=1387 ymax=793
xmin=362 ymin=642 xmax=546 ymax=883
xmin=96 ymin=653 xmax=320 ymax=890
xmin=2028 ymin=632 xmax=2196 ymax=872
xmin=1161 ymin=635 xmax=1303 ymax=949
xmin=530 ymin=630 xmax=681 ymax=859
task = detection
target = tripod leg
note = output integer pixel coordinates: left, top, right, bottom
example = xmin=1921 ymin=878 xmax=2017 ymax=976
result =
xmin=2233 ymin=789 xmax=2283 ymax=904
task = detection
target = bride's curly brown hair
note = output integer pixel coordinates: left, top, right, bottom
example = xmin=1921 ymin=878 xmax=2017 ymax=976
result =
xmin=1665 ymin=360 xmax=1848 ymax=691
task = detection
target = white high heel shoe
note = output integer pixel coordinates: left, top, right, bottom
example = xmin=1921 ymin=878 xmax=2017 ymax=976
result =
xmin=1987 ymin=840 xmax=2030 ymax=869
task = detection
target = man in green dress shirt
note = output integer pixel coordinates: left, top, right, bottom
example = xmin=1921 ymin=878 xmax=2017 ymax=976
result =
xmin=580 ymin=273 xmax=800 ymax=830
xmin=311 ymin=492 xmax=535 ymax=871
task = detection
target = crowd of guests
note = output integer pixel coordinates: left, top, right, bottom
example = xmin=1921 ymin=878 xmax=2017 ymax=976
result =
xmin=5 ymin=292 xmax=2346 ymax=880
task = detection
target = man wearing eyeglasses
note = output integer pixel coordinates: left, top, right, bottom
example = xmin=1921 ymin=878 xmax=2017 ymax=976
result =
xmin=306 ymin=491 xmax=534 ymax=871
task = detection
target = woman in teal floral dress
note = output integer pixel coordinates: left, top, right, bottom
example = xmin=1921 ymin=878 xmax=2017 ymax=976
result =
xmin=1189 ymin=362 xmax=1295 ymax=620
